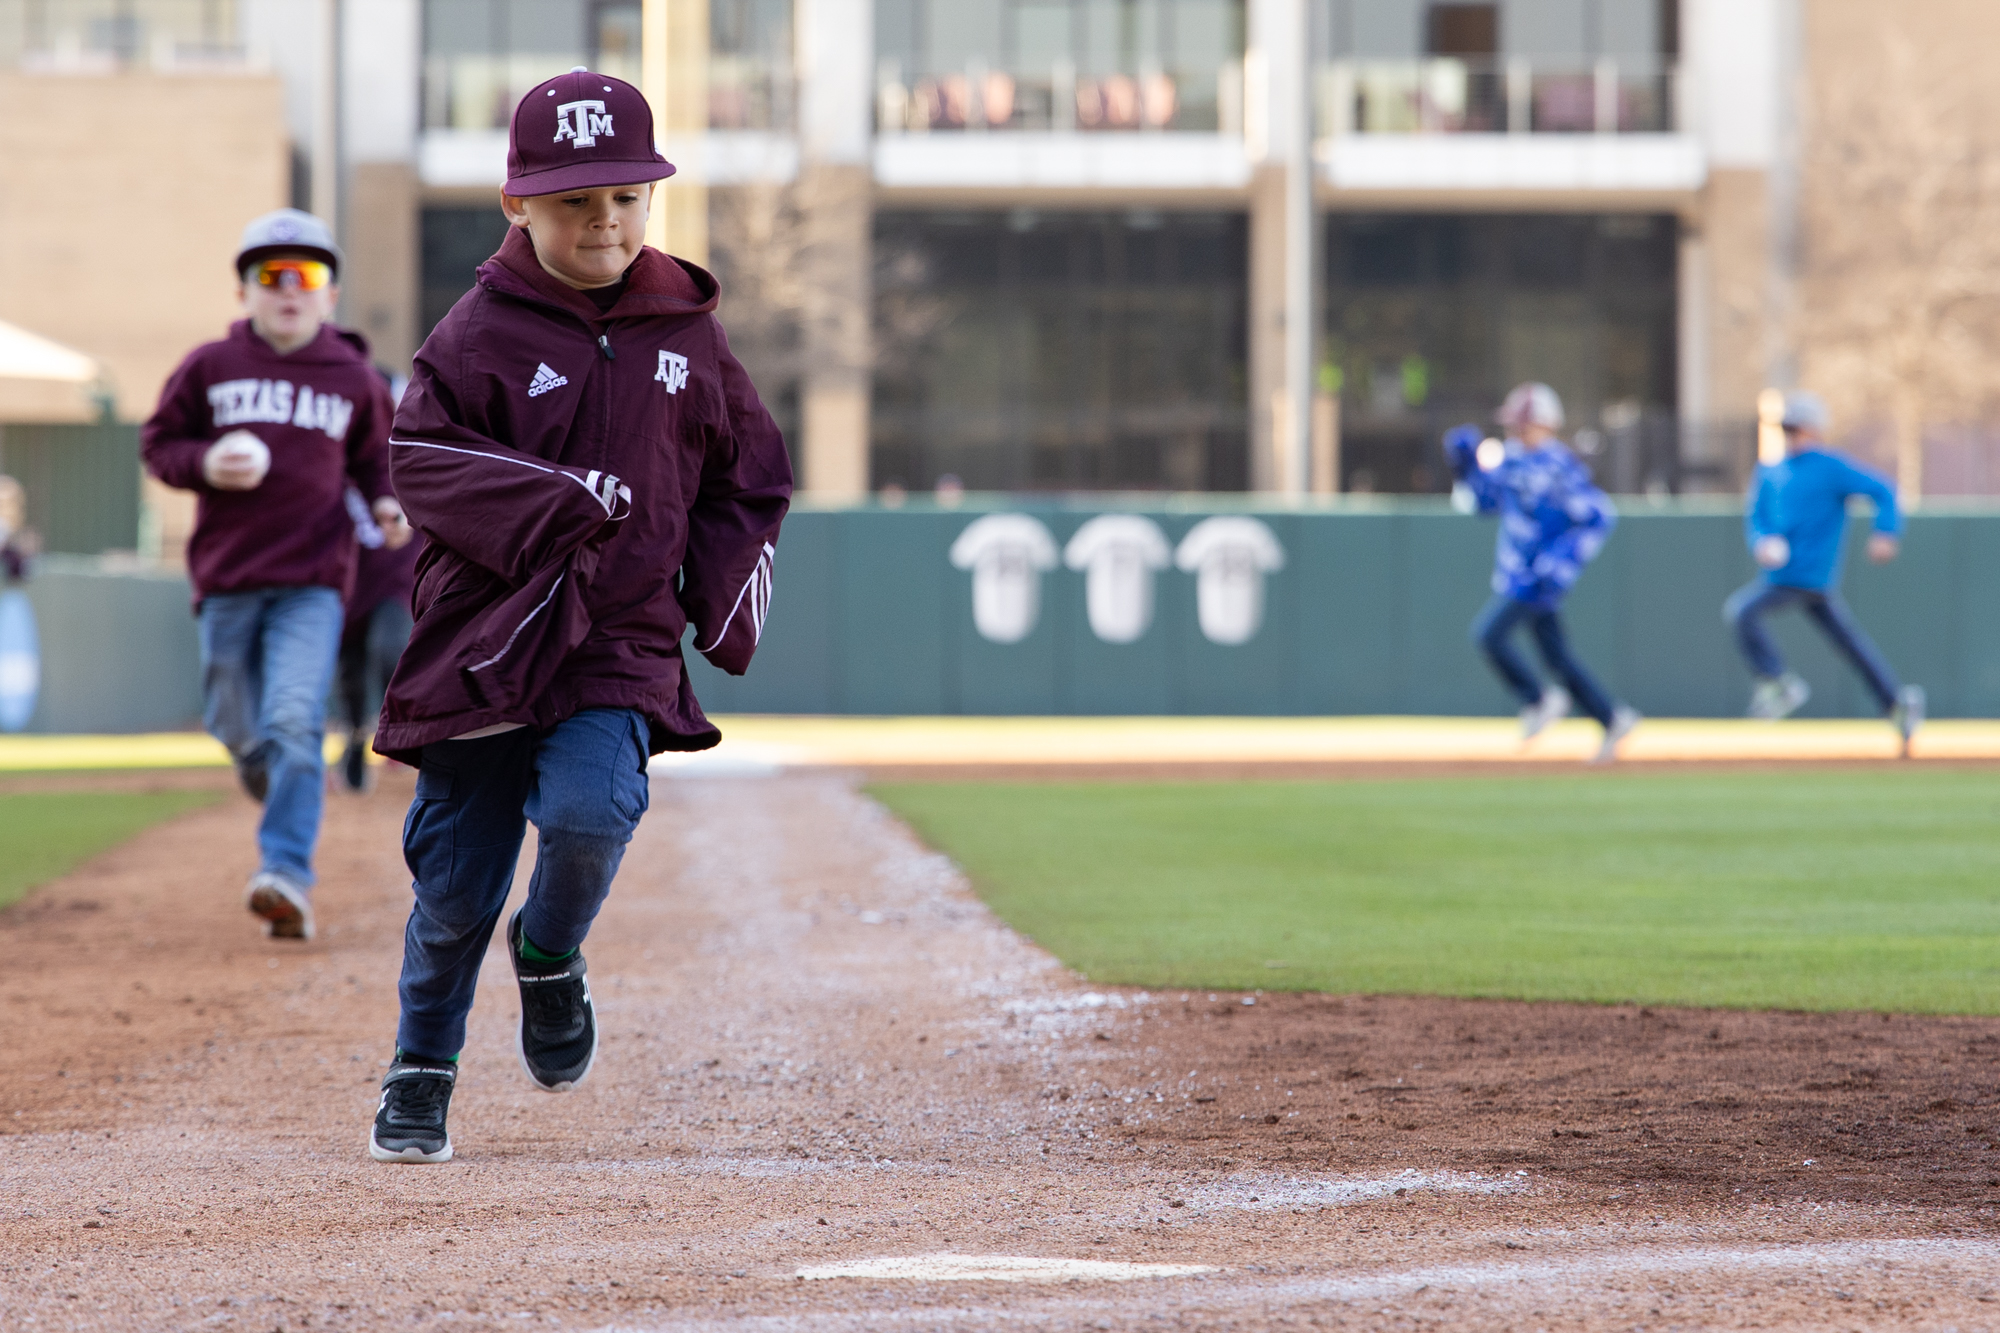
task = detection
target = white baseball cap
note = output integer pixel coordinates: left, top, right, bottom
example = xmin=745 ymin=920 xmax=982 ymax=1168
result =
xmin=234 ymin=209 xmax=343 ymax=278
xmin=1496 ymin=381 xmax=1565 ymax=431
xmin=1780 ymin=391 xmax=1829 ymax=432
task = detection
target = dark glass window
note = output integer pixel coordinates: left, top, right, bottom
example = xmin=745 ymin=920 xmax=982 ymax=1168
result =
xmin=419 ymin=206 xmax=511 ymax=341
xmin=873 ymin=209 xmax=1249 ymax=492
xmin=1324 ymin=212 xmax=1677 ymax=494
xmin=1328 ymin=0 xmax=1675 ymax=60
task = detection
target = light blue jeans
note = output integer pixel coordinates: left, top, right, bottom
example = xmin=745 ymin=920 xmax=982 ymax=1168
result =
xmin=198 ymin=586 xmax=344 ymax=886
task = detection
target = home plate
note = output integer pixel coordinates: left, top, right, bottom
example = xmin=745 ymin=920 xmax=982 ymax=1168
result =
xmin=796 ymin=1254 xmax=1219 ymax=1283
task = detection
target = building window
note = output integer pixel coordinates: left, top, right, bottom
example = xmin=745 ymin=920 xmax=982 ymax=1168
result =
xmin=419 ymin=205 xmax=511 ymax=340
xmin=2 ymin=0 xmax=242 ymax=69
xmin=421 ymin=0 xmax=794 ymax=131
xmin=1322 ymin=0 xmax=1679 ymax=134
xmin=873 ymin=209 xmax=1248 ymax=493
xmin=876 ymin=0 xmax=1246 ymax=133
xmin=1324 ymin=211 xmax=1678 ymax=494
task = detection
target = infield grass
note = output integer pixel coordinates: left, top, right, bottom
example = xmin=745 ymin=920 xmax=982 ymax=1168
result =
xmin=0 ymin=788 xmax=224 ymax=913
xmin=871 ymin=769 xmax=2000 ymax=1014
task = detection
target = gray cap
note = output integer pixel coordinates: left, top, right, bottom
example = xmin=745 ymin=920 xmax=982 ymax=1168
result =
xmin=1780 ymin=390 xmax=1829 ymax=432
xmin=234 ymin=208 xmax=342 ymax=278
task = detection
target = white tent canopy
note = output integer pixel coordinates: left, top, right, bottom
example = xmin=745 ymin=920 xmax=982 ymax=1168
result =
xmin=0 ymin=319 xmax=103 ymax=423
xmin=0 ymin=319 xmax=98 ymax=383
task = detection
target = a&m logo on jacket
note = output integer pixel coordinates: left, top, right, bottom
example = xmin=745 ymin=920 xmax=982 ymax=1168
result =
xmin=555 ymin=100 xmax=613 ymax=147
xmin=655 ymin=350 xmax=689 ymax=395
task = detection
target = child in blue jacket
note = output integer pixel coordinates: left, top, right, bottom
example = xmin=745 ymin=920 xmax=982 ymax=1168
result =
xmin=1723 ymin=391 xmax=1922 ymax=747
xmin=1445 ymin=382 xmax=1640 ymax=763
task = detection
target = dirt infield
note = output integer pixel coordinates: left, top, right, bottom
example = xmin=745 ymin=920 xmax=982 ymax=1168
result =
xmin=4 ymin=767 xmax=2000 ymax=1331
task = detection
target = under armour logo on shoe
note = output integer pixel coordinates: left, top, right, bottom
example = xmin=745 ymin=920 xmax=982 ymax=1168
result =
xmin=554 ymin=99 xmax=613 ymax=148
xmin=655 ymin=350 xmax=689 ymax=395
xmin=528 ymin=363 xmax=569 ymax=398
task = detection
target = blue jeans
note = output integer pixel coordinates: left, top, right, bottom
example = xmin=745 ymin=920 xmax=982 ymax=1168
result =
xmin=1471 ymin=594 xmax=1617 ymax=727
xmin=395 ymin=708 xmax=651 ymax=1061
xmin=199 ymin=587 xmax=343 ymax=885
xmin=1724 ymin=579 xmax=1900 ymax=712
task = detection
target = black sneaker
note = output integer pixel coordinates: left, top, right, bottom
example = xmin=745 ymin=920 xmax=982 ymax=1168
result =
xmin=369 ymin=1056 xmax=456 ymax=1163
xmin=507 ymin=909 xmax=598 ymax=1093
xmin=340 ymin=734 xmax=372 ymax=793
xmin=235 ymin=757 xmax=269 ymax=803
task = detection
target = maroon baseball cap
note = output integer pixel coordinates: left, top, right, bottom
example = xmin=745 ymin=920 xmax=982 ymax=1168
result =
xmin=506 ymin=67 xmax=676 ymax=197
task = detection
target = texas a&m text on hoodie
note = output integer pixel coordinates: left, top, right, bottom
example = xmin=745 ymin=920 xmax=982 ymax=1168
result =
xmin=142 ymin=321 xmax=396 ymax=605
xmin=374 ymin=228 xmax=792 ymax=762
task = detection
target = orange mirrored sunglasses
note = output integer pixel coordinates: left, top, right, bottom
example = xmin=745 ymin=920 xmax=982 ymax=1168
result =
xmin=250 ymin=258 xmax=334 ymax=292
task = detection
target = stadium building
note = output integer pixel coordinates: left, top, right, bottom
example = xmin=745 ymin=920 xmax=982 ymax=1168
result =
xmin=2 ymin=0 xmax=1996 ymax=563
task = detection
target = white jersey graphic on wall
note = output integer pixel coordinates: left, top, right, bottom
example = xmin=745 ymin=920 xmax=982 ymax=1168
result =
xmin=950 ymin=514 xmax=1059 ymax=644
xmin=1174 ymin=516 xmax=1286 ymax=645
xmin=1063 ymin=514 xmax=1172 ymax=644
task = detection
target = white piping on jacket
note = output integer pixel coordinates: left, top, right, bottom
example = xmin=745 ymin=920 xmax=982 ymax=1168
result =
xmin=466 ymin=571 xmax=566 ymax=675
xmin=698 ymin=541 xmax=775 ymax=654
xmin=391 ymin=439 xmax=627 ymax=515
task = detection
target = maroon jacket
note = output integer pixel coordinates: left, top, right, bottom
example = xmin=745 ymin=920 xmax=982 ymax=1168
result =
xmin=342 ymin=485 xmax=422 ymax=638
xmin=142 ymin=321 xmax=394 ymax=605
xmin=374 ymin=229 xmax=791 ymax=761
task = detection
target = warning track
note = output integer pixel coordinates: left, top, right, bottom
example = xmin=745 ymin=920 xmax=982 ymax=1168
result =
xmin=3 ymin=767 xmax=1999 ymax=1330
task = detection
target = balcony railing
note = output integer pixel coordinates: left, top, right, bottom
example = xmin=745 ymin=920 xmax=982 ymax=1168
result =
xmin=875 ymin=58 xmax=1244 ymax=135
xmin=1317 ymin=57 xmax=1679 ymax=136
xmin=420 ymin=53 xmax=794 ymax=133
xmin=1 ymin=0 xmax=244 ymax=71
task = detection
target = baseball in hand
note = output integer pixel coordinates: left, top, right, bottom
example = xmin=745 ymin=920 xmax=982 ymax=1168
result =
xmin=1753 ymin=535 xmax=1791 ymax=570
xmin=203 ymin=431 xmax=271 ymax=490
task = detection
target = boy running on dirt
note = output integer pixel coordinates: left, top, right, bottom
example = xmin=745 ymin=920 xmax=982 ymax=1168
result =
xmin=1444 ymin=381 xmax=1640 ymax=764
xmin=366 ymin=69 xmax=792 ymax=1164
xmin=142 ymin=209 xmax=409 ymax=941
xmin=1723 ymin=391 xmax=1922 ymax=749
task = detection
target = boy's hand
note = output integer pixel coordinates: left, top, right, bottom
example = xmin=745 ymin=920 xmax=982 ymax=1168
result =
xmin=1867 ymin=533 xmax=1900 ymax=563
xmin=1752 ymin=535 xmax=1791 ymax=569
xmin=372 ymin=497 xmax=414 ymax=549
xmin=203 ymin=431 xmax=271 ymax=490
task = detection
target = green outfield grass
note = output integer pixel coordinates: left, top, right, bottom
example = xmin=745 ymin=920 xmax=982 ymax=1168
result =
xmin=871 ymin=770 xmax=2000 ymax=1014
xmin=0 ymin=788 xmax=224 ymax=913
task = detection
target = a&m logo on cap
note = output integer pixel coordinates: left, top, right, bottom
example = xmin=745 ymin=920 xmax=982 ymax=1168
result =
xmin=554 ymin=99 xmax=614 ymax=148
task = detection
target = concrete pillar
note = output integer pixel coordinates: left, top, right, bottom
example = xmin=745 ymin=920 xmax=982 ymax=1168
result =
xmin=795 ymin=0 xmax=875 ymax=501
xmin=1245 ymin=0 xmax=1312 ymax=497
xmin=1682 ymin=0 xmax=1783 ymax=483
xmin=644 ymin=0 xmax=711 ymax=264
xmin=341 ymin=0 xmax=419 ymax=372
xmin=1246 ymin=164 xmax=1286 ymax=493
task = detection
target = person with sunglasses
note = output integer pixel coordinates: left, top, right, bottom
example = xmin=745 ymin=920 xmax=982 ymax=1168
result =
xmin=142 ymin=208 xmax=411 ymax=943
xmin=1723 ymin=391 xmax=1923 ymax=751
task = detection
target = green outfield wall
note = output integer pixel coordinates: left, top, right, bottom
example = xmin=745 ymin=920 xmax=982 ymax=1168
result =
xmin=681 ymin=501 xmax=2000 ymax=722
xmin=10 ymin=503 xmax=2000 ymax=734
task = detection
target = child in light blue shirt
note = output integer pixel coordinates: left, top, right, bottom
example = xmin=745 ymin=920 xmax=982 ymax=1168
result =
xmin=1722 ymin=391 xmax=1922 ymax=748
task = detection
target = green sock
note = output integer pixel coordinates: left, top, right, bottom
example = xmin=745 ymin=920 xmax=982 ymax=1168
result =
xmin=518 ymin=930 xmax=577 ymax=966
xmin=395 ymin=1048 xmax=458 ymax=1065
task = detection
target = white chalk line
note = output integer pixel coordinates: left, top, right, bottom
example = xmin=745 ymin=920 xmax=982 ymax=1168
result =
xmin=591 ymin=1237 xmax=2000 ymax=1332
xmin=1190 ymin=1168 xmax=1526 ymax=1213
xmin=796 ymin=1254 xmax=1217 ymax=1283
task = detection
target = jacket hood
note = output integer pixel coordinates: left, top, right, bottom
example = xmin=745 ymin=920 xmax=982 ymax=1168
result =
xmin=227 ymin=319 xmax=375 ymax=365
xmin=477 ymin=227 xmax=720 ymax=322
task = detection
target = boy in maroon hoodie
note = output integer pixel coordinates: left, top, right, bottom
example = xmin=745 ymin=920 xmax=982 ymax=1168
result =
xmin=143 ymin=209 xmax=409 ymax=943
xmin=366 ymin=69 xmax=791 ymax=1164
